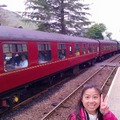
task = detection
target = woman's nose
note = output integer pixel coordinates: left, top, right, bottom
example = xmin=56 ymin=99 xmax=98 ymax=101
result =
xmin=89 ymin=98 xmax=94 ymax=102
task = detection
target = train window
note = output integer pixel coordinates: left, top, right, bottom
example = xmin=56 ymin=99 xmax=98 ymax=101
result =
xmin=91 ymin=44 xmax=97 ymax=52
xmin=10 ymin=44 xmax=16 ymax=52
xmin=101 ymin=45 xmax=104 ymax=51
xmin=112 ymin=45 xmax=114 ymax=49
xmin=22 ymin=44 xmax=27 ymax=51
xmin=17 ymin=44 xmax=23 ymax=52
xmin=75 ymin=44 xmax=80 ymax=56
xmin=82 ymin=43 xmax=86 ymax=54
xmin=58 ymin=44 xmax=66 ymax=59
xmin=104 ymin=45 xmax=107 ymax=50
xmin=93 ymin=44 xmax=97 ymax=52
xmin=17 ymin=44 xmax=27 ymax=52
xmin=3 ymin=43 xmax=28 ymax=71
xmin=110 ymin=45 xmax=112 ymax=50
xmin=38 ymin=43 xmax=52 ymax=64
xmin=88 ymin=44 xmax=92 ymax=53
xmin=3 ymin=44 xmax=9 ymax=53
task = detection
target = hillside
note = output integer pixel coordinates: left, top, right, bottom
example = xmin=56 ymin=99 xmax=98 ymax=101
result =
xmin=0 ymin=8 xmax=37 ymax=30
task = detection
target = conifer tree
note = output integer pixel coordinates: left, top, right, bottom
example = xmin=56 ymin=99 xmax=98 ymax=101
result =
xmin=24 ymin=0 xmax=91 ymax=35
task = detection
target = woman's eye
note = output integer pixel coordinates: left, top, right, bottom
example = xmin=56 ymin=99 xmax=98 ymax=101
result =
xmin=85 ymin=96 xmax=89 ymax=99
xmin=94 ymin=96 xmax=98 ymax=99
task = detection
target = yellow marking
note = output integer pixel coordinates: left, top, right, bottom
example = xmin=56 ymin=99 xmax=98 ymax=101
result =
xmin=13 ymin=96 xmax=19 ymax=103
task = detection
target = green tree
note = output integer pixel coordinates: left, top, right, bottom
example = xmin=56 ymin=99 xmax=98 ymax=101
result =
xmin=105 ymin=32 xmax=112 ymax=40
xmin=23 ymin=0 xmax=91 ymax=35
xmin=86 ymin=23 xmax=106 ymax=39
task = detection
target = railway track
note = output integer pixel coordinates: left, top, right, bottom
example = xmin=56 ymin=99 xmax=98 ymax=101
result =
xmin=41 ymin=65 xmax=117 ymax=120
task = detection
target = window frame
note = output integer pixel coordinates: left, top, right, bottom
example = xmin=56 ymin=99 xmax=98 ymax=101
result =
xmin=38 ymin=42 xmax=52 ymax=64
xmin=3 ymin=42 xmax=28 ymax=71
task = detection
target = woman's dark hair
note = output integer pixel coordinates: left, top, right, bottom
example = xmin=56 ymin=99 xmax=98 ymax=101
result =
xmin=76 ymin=83 xmax=103 ymax=120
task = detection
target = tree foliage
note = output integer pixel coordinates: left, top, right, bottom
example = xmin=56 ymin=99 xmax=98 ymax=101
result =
xmin=86 ymin=23 xmax=106 ymax=39
xmin=23 ymin=0 xmax=91 ymax=35
xmin=105 ymin=32 xmax=112 ymax=40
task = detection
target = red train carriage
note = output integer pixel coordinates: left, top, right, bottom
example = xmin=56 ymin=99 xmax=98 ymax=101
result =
xmin=98 ymin=40 xmax=118 ymax=60
xmin=0 ymin=26 xmax=99 ymax=108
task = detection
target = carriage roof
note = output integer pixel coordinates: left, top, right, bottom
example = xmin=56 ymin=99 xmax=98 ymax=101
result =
xmin=0 ymin=26 xmax=98 ymax=43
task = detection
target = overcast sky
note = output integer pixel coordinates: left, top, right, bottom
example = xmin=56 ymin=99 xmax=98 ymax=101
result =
xmin=88 ymin=0 xmax=120 ymax=41
xmin=0 ymin=0 xmax=120 ymax=41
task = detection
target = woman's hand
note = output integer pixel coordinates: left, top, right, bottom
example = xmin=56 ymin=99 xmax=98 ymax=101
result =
xmin=100 ymin=94 xmax=109 ymax=115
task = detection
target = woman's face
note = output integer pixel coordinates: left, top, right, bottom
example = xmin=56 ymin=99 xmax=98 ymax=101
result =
xmin=82 ymin=88 xmax=101 ymax=115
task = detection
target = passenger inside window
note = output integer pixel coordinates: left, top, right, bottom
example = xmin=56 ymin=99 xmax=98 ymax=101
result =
xmin=15 ymin=55 xmax=28 ymax=68
xmin=5 ymin=54 xmax=21 ymax=70
xmin=75 ymin=50 xmax=80 ymax=56
xmin=3 ymin=43 xmax=28 ymax=71
xmin=88 ymin=46 xmax=92 ymax=53
xmin=38 ymin=51 xmax=51 ymax=64
xmin=15 ymin=54 xmax=21 ymax=65
xmin=39 ymin=52 xmax=46 ymax=63
xmin=59 ymin=50 xmax=66 ymax=59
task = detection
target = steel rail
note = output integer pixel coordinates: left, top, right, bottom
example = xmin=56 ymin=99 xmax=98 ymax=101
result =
xmin=41 ymin=55 xmax=119 ymax=120
xmin=41 ymin=65 xmax=111 ymax=120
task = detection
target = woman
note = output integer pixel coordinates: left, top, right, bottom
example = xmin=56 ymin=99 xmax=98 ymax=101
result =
xmin=68 ymin=84 xmax=118 ymax=120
